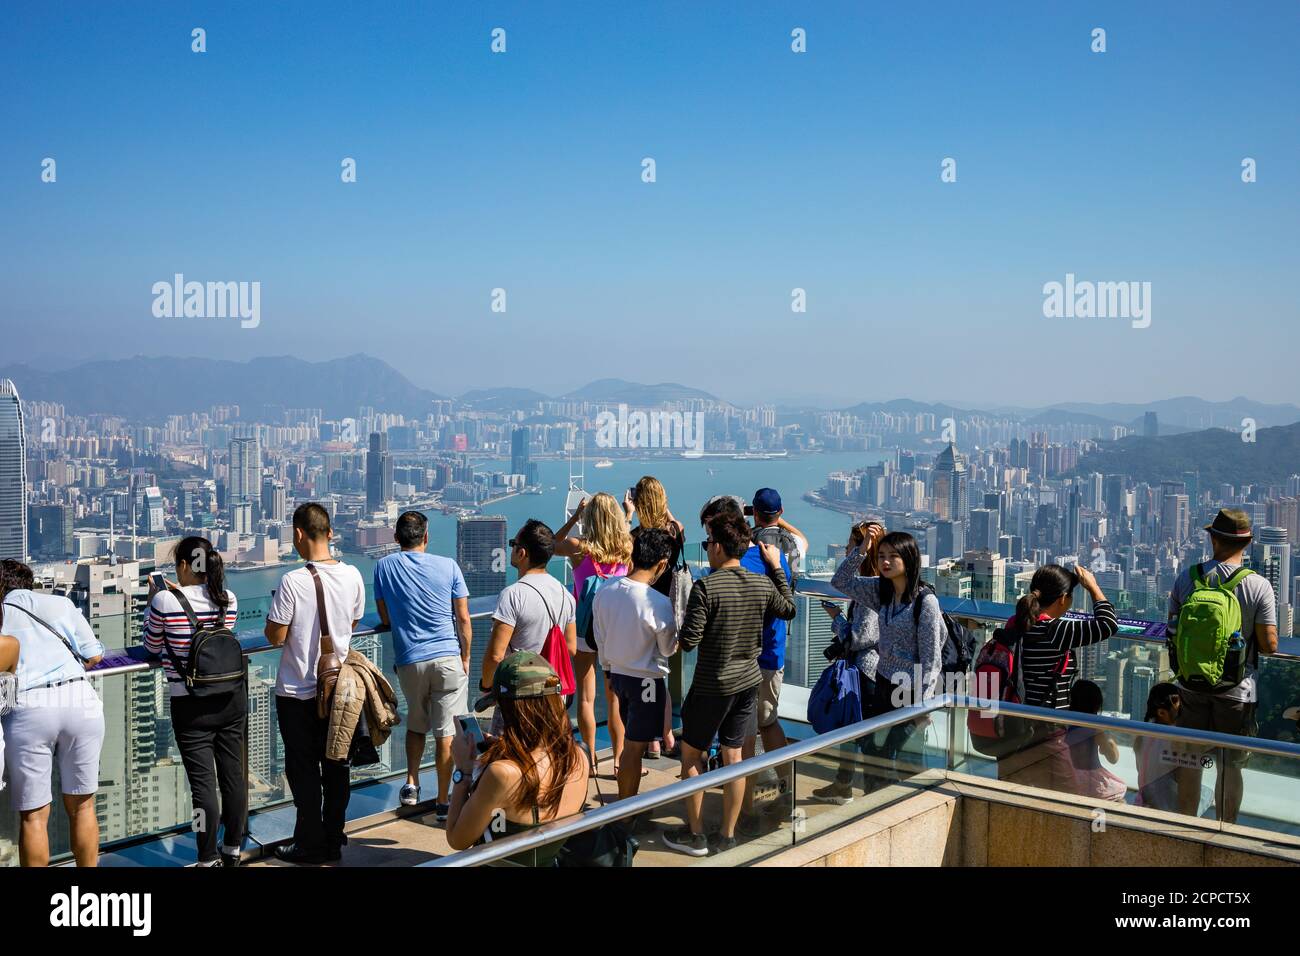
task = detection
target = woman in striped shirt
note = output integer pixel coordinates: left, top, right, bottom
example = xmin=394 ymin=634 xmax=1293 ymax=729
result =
xmin=143 ymin=536 xmax=244 ymax=866
xmin=998 ymin=564 xmax=1118 ymax=789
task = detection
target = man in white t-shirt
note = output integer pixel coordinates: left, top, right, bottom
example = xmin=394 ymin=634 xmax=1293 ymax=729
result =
xmin=264 ymin=503 xmax=366 ymax=865
xmin=482 ymin=520 xmax=577 ymax=734
xmin=592 ymin=527 xmax=678 ymax=799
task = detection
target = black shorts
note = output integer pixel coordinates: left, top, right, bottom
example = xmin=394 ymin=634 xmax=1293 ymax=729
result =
xmin=609 ymin=673 xmax=666 ymax=744
xmin=680 ymin=685 xmax=758 ymax=752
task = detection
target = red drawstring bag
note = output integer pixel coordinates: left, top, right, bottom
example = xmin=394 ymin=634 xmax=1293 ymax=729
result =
xmin=521 ymin=580 xmax=576 ymax=696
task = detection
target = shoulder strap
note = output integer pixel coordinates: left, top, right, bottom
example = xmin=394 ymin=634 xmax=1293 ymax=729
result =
xmin=167 ymin=585 xmax=202 ymax=632
xmin=1218 ymin=567 xmax=1254 ymax=592
xmin=306 ymin=563 xmax=336 ymax=655
xmin=3 ymin=601 xmax=86 ymax=665
xmin=519 ymin=578 xmax=559 ymax=629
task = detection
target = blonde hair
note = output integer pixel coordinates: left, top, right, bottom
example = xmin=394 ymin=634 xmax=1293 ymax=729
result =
xmin=582 ymin=492 xmax=632 ymax=565
xmin=632 ymin=476 xmax=670 ymax=531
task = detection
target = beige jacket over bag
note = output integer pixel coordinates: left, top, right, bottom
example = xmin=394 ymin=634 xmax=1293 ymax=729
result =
xmin=325 ymin=649 xmax=401 ymax=762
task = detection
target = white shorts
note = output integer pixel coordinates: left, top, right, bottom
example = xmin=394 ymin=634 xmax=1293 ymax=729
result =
xmin=1 ymin=681 xmax=105 ymax=811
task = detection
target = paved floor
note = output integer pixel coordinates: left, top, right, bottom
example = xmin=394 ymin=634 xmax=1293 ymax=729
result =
xmin=252 ymin=741 xmax=937 ymax=868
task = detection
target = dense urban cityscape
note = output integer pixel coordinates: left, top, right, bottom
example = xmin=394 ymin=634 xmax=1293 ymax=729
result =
xmin=1 ymin=361 xmax=1298 ymax=863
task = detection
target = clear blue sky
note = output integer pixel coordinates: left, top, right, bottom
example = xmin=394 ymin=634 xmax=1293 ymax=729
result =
xmin=1 ymin=1 xmax=1296 ymax=407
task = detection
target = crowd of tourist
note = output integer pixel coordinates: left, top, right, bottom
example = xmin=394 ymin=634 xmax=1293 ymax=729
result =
xmin=0 ymin=480 xmax=1279 ymax=865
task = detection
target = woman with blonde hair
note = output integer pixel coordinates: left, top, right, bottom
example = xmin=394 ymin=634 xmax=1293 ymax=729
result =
xmin=555 ymin=492 xmax=632 ymax=775
xmin=624 ymin=476 xmax=686 ymax=759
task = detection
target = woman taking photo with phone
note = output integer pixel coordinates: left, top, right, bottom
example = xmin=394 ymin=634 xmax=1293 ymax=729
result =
xmin=830 ymin=529 xmax=943 ymax=773
xmin=447 ymin=652 xmax=589 ymax=867
xmin=143 ymin=536 xmax=244 ymax=866
xmin=812 ymin=520 xmax=885 ymax=803
xmin=554 ymin=492 xmax=632 ymax=775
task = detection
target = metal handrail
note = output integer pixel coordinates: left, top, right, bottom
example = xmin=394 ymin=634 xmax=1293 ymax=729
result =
xmin=82 ymin=574 xmax=1298 ymax=678
xmin=424 ymin=692 xmax=1300 ymax=868
xmin=422 ymin=697 xmax=952 ymax=868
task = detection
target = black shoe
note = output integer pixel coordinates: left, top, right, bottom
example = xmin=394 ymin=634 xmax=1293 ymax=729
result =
xmin=220 ymin=853 xmax=241 ymax=868
xmin=273 ymin=843 xmax=325 ymax=865
xmin=325 ymin=844 xmax=343 ymax=862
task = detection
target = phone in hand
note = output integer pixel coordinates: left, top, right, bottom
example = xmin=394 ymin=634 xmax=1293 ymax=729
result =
xmin=457 ymin=714 xmax=488 ymax=754
xmin=819 ymin=599 xmax=841 ymax=615
xmin=149 ymin=572 xmax=167 ymax=593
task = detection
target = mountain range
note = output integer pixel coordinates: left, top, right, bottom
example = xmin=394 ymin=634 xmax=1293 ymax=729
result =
xmin=2 ymin=355 xmax=1296 ymax=434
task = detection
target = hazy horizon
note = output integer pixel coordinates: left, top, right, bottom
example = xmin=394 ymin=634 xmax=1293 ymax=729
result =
xmin=3 ymin=2 xmax=1297 ymax=405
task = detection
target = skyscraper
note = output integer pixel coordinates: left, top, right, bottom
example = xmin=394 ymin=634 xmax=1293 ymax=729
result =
xmin=456 ymin=515 xmax=508 ymax=674
xmin=1254 ymin=527 xmax=1292 ymax=638
xmin=0 ymin=379 xmax=27 ymax=560
xmin=510 ymin=425 xmax=531 ymax=478
xmin=366 ymin=431 xmax=393 ymax=511
xmin=931 ymin=442 xmax=967 ymax=522
xmin=228 ymin=435 xmax=262 ymax=517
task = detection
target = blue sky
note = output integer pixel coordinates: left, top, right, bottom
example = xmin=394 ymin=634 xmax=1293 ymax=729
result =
xmin=1 ymin=1 xmax=1296 ymax=407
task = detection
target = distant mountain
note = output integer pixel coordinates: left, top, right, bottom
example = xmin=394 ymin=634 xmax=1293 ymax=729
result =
xmin=840 ymin=399 xmax=972 ymax=418
xmin=1074 ymin=422 xmax=1300 ymax=487
xmin=560 ymin=379 xmax=722 ymax=405
xmin=0 ymin=354 xmax=446 ymax=419
xmin=1049 ymin=397 xmax=1300 ymax=431
xmin=457 ymin=387 xmax=549 ymax=412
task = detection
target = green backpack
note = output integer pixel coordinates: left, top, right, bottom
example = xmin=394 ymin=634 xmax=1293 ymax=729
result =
xmin=1170 ymin=563 xmax=1253 ymax=692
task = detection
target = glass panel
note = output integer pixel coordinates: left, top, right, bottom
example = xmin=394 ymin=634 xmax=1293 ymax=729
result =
xmin=948 ymin=702 xmax=1300 ymax=840
xmin=789 ymin=708 xmax=949 ymax=847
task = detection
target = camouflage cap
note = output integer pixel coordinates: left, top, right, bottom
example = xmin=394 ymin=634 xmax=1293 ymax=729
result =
xmin=473 ymin=650 xmax=561 ymax=712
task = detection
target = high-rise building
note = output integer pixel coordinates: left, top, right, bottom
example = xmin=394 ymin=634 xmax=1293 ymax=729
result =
xmin=456 ymin=515 xmax=508 ymax=674
xmin=366 ymin=432 xmax=393 ymax=511
xmin=511 ymin=425 xmax=531 ymax=479
xmin=139 ymin=485 xmax=166 ymax=535
xmin=228 ymin=435 xmax=262 ymax=516
xmin=1253 ymin=527 xmax=1292 ymax=638
xmin=27 ymin=503 xmax=74 ymax=559
xmin=970 ymin=508 xmax=1001 ymax=552
xmin=930 ymin=442 xmax=968 ymax=522
xmin=0 ymin=379 xmax=27 ymax=560
xmin=962 ymin=550 xmax=1007 ymax=604
xmin=1160 ymin=494 xmax=1190 ymax=545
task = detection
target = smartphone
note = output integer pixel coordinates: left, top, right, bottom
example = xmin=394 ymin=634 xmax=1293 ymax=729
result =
xmin=149 ymin=571 xmax=167 ymax=591
xmin=819 ymin=600 xmax=841 ymax=615
xmin=456 ymin=714 xmax=488 ymax=753
xmin=743 ymin=505 xmax=754 ymax=516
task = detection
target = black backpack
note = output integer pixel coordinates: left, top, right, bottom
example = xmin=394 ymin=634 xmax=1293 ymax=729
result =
xmin=913 ymin=584 xmax=976 ymax=676
xmin=161 ymin=587 xmax=245 ymax=696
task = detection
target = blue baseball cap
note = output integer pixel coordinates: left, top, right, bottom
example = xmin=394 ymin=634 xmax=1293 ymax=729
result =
xmin=753 ymin=488 xmax=782 ymax=515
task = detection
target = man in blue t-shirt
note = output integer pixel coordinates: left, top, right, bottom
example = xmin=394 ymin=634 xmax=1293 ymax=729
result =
xmin=374 ymin=511 xmax=472 ymax=818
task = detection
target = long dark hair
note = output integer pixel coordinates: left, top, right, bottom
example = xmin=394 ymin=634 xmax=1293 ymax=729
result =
xmin=486 ymin=682 xmax=584 ymax=817
xmin=876 ymin=531 xmax=922 ymax=606
xmin=173 ymin=536 xmax=228 ymax=609
xmin=1144 ymin=682 xmax=1179 ymax=723
xmin=1012 ymin=564 xmax=1078 ymax=634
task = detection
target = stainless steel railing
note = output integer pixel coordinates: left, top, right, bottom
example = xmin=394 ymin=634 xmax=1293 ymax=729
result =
xmin=422 ymin=693 xmax=1300 ymax=867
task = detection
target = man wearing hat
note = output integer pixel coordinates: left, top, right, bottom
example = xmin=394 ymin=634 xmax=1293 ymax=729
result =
xmin=1166 ymin=508 xmax=1277 ymax=823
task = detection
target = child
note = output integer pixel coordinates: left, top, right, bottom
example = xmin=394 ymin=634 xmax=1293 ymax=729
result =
xmin=1134 ymin=683 xmax=1181 ymax=812
xmin=1063 ymin=680 xmax=1127 ymax=802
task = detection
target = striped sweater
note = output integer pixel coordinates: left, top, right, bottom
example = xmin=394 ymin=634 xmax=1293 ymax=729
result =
xmin=143 ymin=586 xmax=239 ymax=697
xmin=679 ymin=564 xmax=795 ymax=696
xmin=1018 ymin=601 xmax=1118 ymax=709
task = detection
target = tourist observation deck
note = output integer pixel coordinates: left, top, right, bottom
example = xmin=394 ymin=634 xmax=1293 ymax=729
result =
xmin=9 ymin=578 xmax=1299 ymax=870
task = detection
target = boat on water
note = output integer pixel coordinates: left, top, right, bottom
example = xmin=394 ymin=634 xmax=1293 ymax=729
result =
xmin=593 ymin=458 xmax=613 ymax=468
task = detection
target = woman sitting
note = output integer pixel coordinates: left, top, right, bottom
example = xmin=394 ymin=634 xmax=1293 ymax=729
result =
xmin=446 ymin=651 xmax=589 ymax=866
